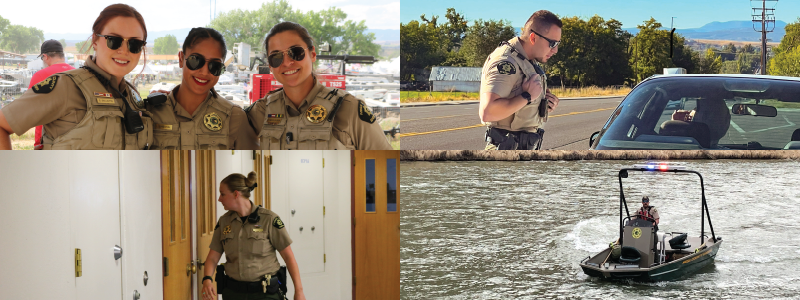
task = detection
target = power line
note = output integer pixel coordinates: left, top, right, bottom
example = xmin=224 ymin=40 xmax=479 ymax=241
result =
xmin=751 ymin=0 xmax=778 ymax=75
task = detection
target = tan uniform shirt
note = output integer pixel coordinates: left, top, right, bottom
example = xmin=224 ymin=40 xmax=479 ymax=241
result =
xmin=2 ymin=57 xmax=148 ymax=145
xmin=246 ymin=80 xmax=392 ymax=150
xmin=638 ymin=206 xmax=660 ymax=222
xmin=147 ymin=85 xmax=257 ymax=149
xmin=480 ymin=37 xmax=548 ymax=132
xmin=210 ymin=203 xmax=292 ymax=282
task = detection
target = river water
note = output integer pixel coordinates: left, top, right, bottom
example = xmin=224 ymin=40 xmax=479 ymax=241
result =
xmin=400 ymin=160 xmax=800 ymax=299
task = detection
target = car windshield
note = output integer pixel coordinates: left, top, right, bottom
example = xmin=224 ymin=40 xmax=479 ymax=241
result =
xmin=595 ymin=76 xmax=800 ymax=150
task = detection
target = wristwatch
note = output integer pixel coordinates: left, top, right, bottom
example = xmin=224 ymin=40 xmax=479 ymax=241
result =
xmin=521 ymin=92 xmax=532 ymax=105
xmin=202 ymin=276 xmax=213 ymax=283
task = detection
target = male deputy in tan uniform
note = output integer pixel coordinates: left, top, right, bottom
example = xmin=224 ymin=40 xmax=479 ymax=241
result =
xmin=637 ymin=196 xmax=660 ymax=228
xmin=0 ymin=57 xmax=152 ymax=149
xmin=247 ymin=80 xmax=393 ymax=150
xmin=210 ymin=201 xmax=291 ymax=284
xmin=146 ymin=86 xmax=258 ymax=150
xmin=479 ymin=10 xmax=562 ymax=150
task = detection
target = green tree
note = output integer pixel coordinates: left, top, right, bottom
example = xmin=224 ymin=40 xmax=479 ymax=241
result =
xmin=75 ymin=40 xmax=94 ymax=55
xmin=400 ymin=19 xmax=448 ymax=80
xmin=547 ymin=15 xmax=632 ymax=87
xmin=741 ymin=43 xmax=756 ymax=54
xmin=0 ymin=24 xmax=44 ymax=54
xmin=722 ymin=42 xmax=737 ymax=53
xmin=58 ymin=38 xmax=66 ymax=48
xmin=628 ymin=18 xmax=697 ymax=82
xmin=458 ymin=19 xmax=516 ymax=67
xmin=153 ymin=34 xmax=179 ymax=55
xmin=769 ymin=18 xmax=800 ymax=76
xmin=210 ymin=0 xmax=379 ymax=57
xmin=0 ymin=15 xmax=10 ymax=37
xmin=697 ymin=48 xmax=722 ymax=74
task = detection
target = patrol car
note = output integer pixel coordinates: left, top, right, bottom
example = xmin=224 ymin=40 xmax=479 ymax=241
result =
xmin=590 ymin=74 xmax=800 ymax=150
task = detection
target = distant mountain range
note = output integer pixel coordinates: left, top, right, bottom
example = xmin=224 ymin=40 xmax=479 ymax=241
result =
xmin=46 ymin=28 xmax=400 ymax=47
xmin=623 ymin=20 xmax=788 ymax=42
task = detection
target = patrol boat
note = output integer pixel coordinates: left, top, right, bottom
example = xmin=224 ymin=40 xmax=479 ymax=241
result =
xmin=579 ymin=163 xmax=723 ymax=282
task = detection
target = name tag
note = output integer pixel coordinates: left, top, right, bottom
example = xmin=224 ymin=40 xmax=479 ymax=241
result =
xmin=96 ymin=97 xmax=116 ymax=105
xmin=155 ymin=124 xmax=173 ymax=130
xmin=252 ymin=228 xmax=264 ymax=232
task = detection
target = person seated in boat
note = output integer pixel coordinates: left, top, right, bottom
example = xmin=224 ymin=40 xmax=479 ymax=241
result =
xmin=636 ymin=196 xmax=660 ymax=232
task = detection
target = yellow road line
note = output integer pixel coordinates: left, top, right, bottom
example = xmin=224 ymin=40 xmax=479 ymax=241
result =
xmin=398 ymin=107 xmax=615 ymax=138
xmin=401 ymin=114 xmax=474 ymax=122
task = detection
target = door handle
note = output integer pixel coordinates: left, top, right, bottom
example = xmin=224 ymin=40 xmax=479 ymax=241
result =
xmin=187 ymin=261 xmax=197 ymax=275
xmin=197 ymin=259 xmax=203 ymax=269
xmin=114 ymin=245 xmax=123 ymax=260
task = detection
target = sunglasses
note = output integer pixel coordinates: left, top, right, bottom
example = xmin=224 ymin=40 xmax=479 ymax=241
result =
xmin=185 ymin=54 xmax=224 ymax=76
xmin=531 ymin=30 xmax=560 ymax=49
xmin=96 ymin=34 xmax=147 ymax=54
xmin=268 ymin=46 xmax=309 ymax=68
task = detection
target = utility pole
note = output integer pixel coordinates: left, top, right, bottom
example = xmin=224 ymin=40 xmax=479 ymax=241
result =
xmin=752 ymin=0 xmax=777 ymax=75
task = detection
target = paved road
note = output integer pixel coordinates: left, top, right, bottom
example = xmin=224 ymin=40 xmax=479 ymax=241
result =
xmin=399 ymin=97 xmax=624 ymax=150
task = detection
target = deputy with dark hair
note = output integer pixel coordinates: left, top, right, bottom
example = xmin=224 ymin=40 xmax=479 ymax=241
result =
xmin=246 ymin=21 xmax=392 ymax=150
xmin=202 ymin=172 xmax=305 ymax=300
xmin=479 ymin=10 xmax=562 ymax=150
xmin=146 ymin=27 xmax=257 ymax=149
xmin=0 ymin=4 xmax=152 ymax=150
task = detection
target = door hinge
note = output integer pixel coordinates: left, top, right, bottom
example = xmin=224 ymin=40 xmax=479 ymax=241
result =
xmin=353 ymin=276 xmax=356 ymax=285
xmin=269 ymin=155 xmax=273 ymax=165
xmin=163 ymin=257 xmax=169 ymax=277
xmin=231 ymin=150 xmax=235 ymax=155
xmin=322 ymin=158 xmax=325 ymax=168
xmin=323 ymin=206 xmax=326 ymax=216
xmin=353 ymin=217 xmax=356 ymax=226
xmin=75 ymin=248 xmax=82 ymax=277
xmin=252 ymin=150 xmax=257 ymax=160
xmin=324 ymin=254 xmax=326 ymax=263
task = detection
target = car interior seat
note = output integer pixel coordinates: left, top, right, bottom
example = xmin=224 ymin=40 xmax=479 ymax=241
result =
xmin=792 ymin=129 xmax=800 ymax=141
xmin=692 ymin=97 xmax=731 ymax=147
xmin=660 ymin=120 xmax=711 ymax=148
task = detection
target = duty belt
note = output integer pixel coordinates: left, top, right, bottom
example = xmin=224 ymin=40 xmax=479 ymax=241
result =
xmin=224 ymin=274 xmax=280 ymax=294
xmin=486 ymin=127 xmax=545 ymax=150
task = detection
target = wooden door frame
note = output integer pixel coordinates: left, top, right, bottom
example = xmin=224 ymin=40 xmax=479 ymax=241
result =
xmin=161 ymin=151 xmax=193 ymax=300
xmin=350 ymin=151 xmax=356 ymax=300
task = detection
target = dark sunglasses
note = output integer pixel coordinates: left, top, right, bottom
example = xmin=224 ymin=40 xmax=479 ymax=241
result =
xmin=268 ymin=46 xmax=309 ymax=68
xmin=96 ymin=34 xmax=147 ymax=54
xmin=531 ymin=30 xmax=560 ymax=49
xmin=185 ymin=54 xmax=224 ymax=76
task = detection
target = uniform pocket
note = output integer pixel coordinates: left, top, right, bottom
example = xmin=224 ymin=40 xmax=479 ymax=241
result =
xmin=90 ymin=109 xmax=124 ymax=149
xmin=247 ymin=230 xmax=269 ymax=254
xmin=297 ymin=128 xmax=331 ymax=150
xmin=128 ymin=115 xmax=153 ymax=150
xmin=258 ymin=125 xmax=284 ymax=150
xmin=153 ymin=131 xmax=180 ymax=150
xmin=198 ymin=134 xmax=229 ymax=150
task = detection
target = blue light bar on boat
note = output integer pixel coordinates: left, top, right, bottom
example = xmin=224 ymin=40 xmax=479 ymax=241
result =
xmin=633 ymin=163 xmax=687 ymax=171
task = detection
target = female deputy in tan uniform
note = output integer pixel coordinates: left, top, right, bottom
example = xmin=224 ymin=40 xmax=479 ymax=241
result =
xmin=146 ymin=27 xmax=257 ymax=149
xmin=202 ymin=172 xmax=305 ymax=300
xmin=0 ymin=4 xmax=153 ymax=150
xmin=246 ymin=22 xmax=392 ymax=150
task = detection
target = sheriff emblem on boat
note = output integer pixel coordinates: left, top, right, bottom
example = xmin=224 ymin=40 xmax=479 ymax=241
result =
xmin=632 ymin=227 xmax=642 ymax=239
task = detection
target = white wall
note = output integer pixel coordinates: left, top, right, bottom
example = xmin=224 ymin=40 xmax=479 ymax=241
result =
xmin=0 ymin=151 xmax=163 ymax=300
xmin=270 ymin=150 xmax=353 ymax=300
xmin=0 ymin=152 xmax=73 ymax=300
xmin=119 ymin=151 xmax=163 ymax=300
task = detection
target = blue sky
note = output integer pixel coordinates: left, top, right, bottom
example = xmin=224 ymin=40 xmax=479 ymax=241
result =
xmin=401 ymin=0 xmax=799 ymax=29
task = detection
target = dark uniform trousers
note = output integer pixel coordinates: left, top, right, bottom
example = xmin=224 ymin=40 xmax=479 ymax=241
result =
xmin=222 ymin=289 xmax=283 ymax=300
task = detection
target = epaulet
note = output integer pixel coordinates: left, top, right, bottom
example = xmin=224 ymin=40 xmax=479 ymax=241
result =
xmin=214 ymin=221 xmax=220 ymax=230
xmin=243 ymin=102 xmax=255 ymax=113
xmin=265 ymin=88 xmax=284 ymax=105
xmin=208 ymin=91 xmax=235 ymax=112
xmin=319 ymin=87 xmax=350 ymax=123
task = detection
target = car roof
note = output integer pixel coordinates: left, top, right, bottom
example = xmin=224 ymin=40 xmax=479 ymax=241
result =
xmin=643 ymin=73 xmax=800 ymax=83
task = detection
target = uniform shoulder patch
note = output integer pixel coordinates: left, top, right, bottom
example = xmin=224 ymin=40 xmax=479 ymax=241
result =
xmin=32 ymin=75 xmax=59 ymax=94
xmin=358 ymin=100 xmax=376 ymax=124
xmin=273 ymin=216 xmax=285 ymax=229
xmin=497 ymin=61 xmax=516 ymax=75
